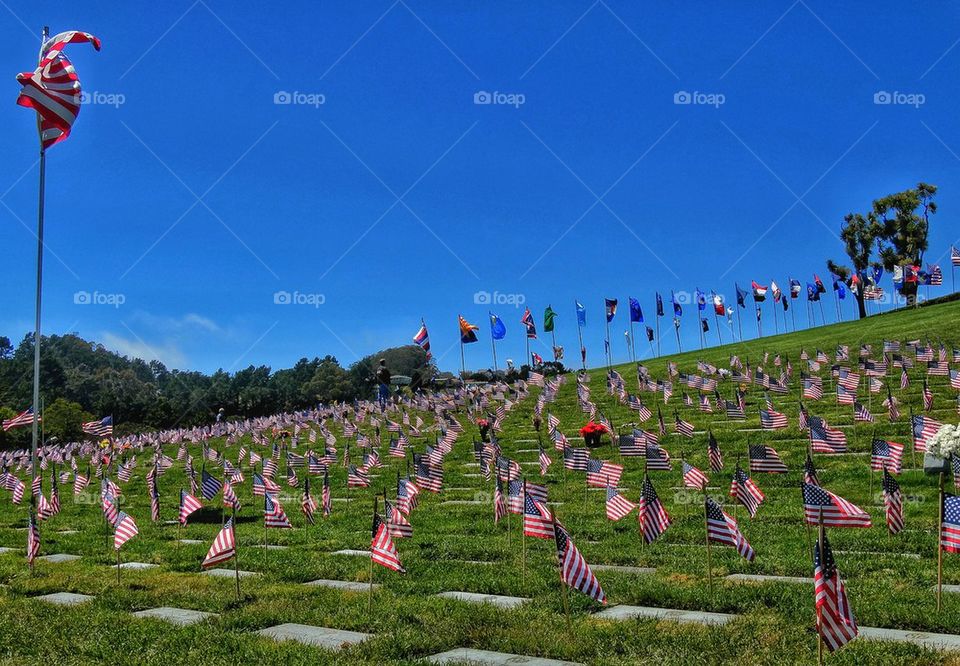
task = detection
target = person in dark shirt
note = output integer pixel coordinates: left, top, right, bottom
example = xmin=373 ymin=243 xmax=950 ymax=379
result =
xmin=376 ymin=358 xmax=391 ymax=409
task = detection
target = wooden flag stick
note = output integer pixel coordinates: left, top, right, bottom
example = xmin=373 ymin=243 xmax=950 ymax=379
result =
xmin=521 ymin=480 xmax=527 ymax=588
xmin=550 ymin=511 xmax=572 ymax=633
xmin=370 ymin=496 xmax=377 ymax=615
xmin=703 ymin=494 xmax=714 ymax=600
xmin=817 ymin=510 xmax=825 ymax=666
xmin=938 ymin=471 xmax=945 ymax=612
xmin=116 ymin=546 xmax=121 ymax=584
xmin=233 ymin=504 xmax=240 ymax=600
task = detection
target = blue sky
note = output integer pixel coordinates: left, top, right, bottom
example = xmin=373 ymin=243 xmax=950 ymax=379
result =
xmin=1 ymin=1 xmax=958 ymax=374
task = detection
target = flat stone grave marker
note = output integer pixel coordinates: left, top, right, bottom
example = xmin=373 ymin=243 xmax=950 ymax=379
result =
xmin=133 ymin=607 xmax=218 ymax=626
xmin=942 ymin=585 xmax=960 ymax=594
xmin=435 ymin=591 xmax=529 ymax=609
xmin=837 ymin=549 xmax=920 ymax=560
xmin=35 ymin=592 xmax=93 ymax=606
xmin=859 ymin=626 xmax=960 ymax=650
xmin=592 ymin=565 xmax=655 ymax=575
xmin=463 ymin=474 xmax=484 ymax=478
xmin=331 ymin=549 xmax=370 ymax=557
xmin=56 ymin=530 xmax=78 ymax=535
xmin=726 ymin=573 xmax=810 ymax=584
xmin=177 ymin=539 xmax=203 ymax=545
xmin=39 ymin=553 xmax=80 ymax=563
xmin=256 ymin=623 xmax=372 ymax=649
xmin=441 ymin=500 xmax=484 ymax=506
xmin=305 ymin=579 xmax=378 ymax=592
xmin=202 ymin=568 xmax=259 ymax=578
xmin=427 ymin=648 xmax=583 ymax=665
xmin=0 ymin=547 xmax=17 ymax=554
xmin=594 ymin=605 xmax=735 ymax=625
xmin=255 ymin=544 xmax=289 ymax=550
xmin=119 ymin=562 xmax=159 ymax=570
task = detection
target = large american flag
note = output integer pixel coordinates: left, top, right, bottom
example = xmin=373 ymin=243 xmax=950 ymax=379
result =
xmin=803 ymin=483 xmax=872 ymax=528
xmin=814 ymin=531 xmax=858 ymax=652
xmin=2 ymin=408 xmax=37 ymax=432
xmin=202 ymin=517 xmax=236 ymax=568
xmin=82 ymin=416 xmax=113 ymax=438
xmin=638 ymin=476 xmax=670 ymax=543
xmin=16 ymin=31 xmax=101 ymax=149
xmin=554 ymin=521 xmax=605 ymax=604
xmin=705 ymin=497 xmax=754 ymax=561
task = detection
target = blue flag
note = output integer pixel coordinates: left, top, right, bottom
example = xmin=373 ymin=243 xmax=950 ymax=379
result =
xmin=655 ymin=292 xmax=664 ymax=317
xmin=671 ymin=291 xmax=682 ymax=317
xmin=489 ymin=313 xmax=506 ymax=340
xmin=629 ymin=297 xmax=643 ymax=323
xmin=695 ymin=288 xmax=706 ymax=311
xmin=807 ymin=283 xmax=820 ymax=301
xmin=605 ymin=298 xmax=618 ymax=322
xmin=575 ymin=301 xmax=586 ymax=327
xmin=735 ymin=283 xmax=748 ymax=308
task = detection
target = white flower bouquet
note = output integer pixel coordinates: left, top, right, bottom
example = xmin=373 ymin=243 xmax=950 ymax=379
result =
xmin=927 ymin=424 xmax=960 ymax=460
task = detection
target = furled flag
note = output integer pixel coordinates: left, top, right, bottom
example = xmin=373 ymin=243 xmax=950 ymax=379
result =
xmin=708 ymin=431 xmax=724 ymax=471
xmin=882 ymin=470 xmax=903 ymax=535
xmin=113 ymin=511 xmax=138 ymax=550
xmin=201 ymin=517 xmax=236 ymax=568
xmin=575 ymin=301 xmax=586 ymax=327
xmin=413 ymin=320 xmax=431 ymax=358
xmin=459 ymin=315 xmax=479 ymax=343
xmin=372 ymin=510 xmax=405 ymax=572
xmin=521 ymin=308 xmax=537 ymax=339
xmin=814 ymin=531 xmax=858 ymax=652
xmin=671 ymin=291 xmax=682 ymax=317
xmin=814 ymin=274 xmax=827 ymax=293
xmin=638 ymin=476 xmax=670 ymax=543
xmin=27 ymin=513 xmax=40 ymax=565
xmin=554 ymin=520 xmax=605 ymax=604
xmin=656 ymin=292 xmax=664 ymax=316
xmin=16 ymin=31 xmax=102 ymax=149
xmin=489 ymin=313 xmax=506 ymax=340
xmin=706 ymin=497 xmax=755 ymax=561
xmin=629 ymin=297 xmax=643 ymax=323
xmin=544 ymin=305 xmax=557 ymax=332
xmin=605 ymin=298 xmax=618 ymax=322
xmin=695 ymin=288 xmax=706 ymax=311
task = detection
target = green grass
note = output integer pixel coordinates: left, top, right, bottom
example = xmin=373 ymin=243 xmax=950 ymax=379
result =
xmin=1 ymin=300 xmax=960 ymax=664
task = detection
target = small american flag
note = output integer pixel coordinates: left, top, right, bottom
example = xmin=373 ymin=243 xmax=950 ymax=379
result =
xmin=200 ymin=469 xmax=222 ymax=500
xmin=113 ymin=511 xmax=138 ymax=550
xmin=554 ymin=521 xmax=605 ymax=604
xmin=882 ymin=470 xmax=903 ymax=535
xmin=803 ymin=483 xmax=872 ymax=528
xmin=179 ymin=490 xmax=203 ymax=525
xmin=81 ymin=416 xmax=113 ymax=438
xmin=523 ymin=493 xmax=554 ymax=539
xmin=759 ymin=408 xmax=788 ymax=430
xmin=385 ymin=499 xmax=413 ymax=538
xmin=814 ymin=532 xmax=858 ymax=652
xmin=538 ymin=446 xmax=552 ymax=476
xmin=943 ymin=495 xmax=960 ymax=553
xmin=264 ymin=494 xmax=292 ymax=528
xmin=638 ymin=476 xmax=670 ymax=543
xmin=853 ymin=401 xmax=874 ymax=423
xmin=26 ymin=514 xmax=40 ymax=564
xmin=804 ymin=453 xmax=820 ymax=486
xmin=705 ymin=497 xmax=754 ymax=561
xmin=809 ymin=417 xmax=847 ymax=454
xmin=371 ymin=512 xmax=405 ymax=573
xmin=586 ymin=459 xmax=623 ymax=488
xmin=202 ymin=517 xmax=236 ymax=568
xmin=708 ymin=432 xmax=723 ymax=471
xmin=494 ymin=478 xmax=507 ymax=524
xmin=730 ymin=466 xmax=764 ymax=517
xmin=749 ymin=444 xmax=788 ymax=473
xmin=871 ymin=439 xmax=904 ymax=474
xmin=605 ymin=485 xmax=637 ymax=521
xmin=912 ymin=414 xmax=942 ymax=453
xmin=682 ymin=461 xmax=709 ymax=490
xmin=301 ymin=478 xmax=317 ymax=524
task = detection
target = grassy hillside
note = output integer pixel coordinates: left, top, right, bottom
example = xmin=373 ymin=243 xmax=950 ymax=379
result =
xmin=0 ymin=300 xmax=958 ymax=665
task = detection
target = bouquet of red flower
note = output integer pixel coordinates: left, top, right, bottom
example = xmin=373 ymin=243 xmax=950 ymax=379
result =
xmin=477 ymin=418 xmax=491 ymax=442
xmin=580 ymin=421 xmax=607 ymax=447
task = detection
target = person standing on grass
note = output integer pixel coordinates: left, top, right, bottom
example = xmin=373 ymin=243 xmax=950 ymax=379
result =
xmin=376 ymin=358 xmax=391 ymax=410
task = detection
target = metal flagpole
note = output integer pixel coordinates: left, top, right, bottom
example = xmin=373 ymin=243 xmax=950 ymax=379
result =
xmin=674 ymin=318 xmax=682 ymax=353
xmin=736 ymin=305 xmax=743 ymax=342
xmin=655 ymin=316 xmax=661 ymax=357
xmin=30 ymin=26 xmax=50 ymax=489
xmin=629 ymin=322 xmax=636 ymax=363
xmin=525 ymin=333 xmax=530 ymax=369
xmin=576 ymin=312 xmax=586 ymax=371
xmin=490 ymin=329 xmax=498 ymax=372
xmin=604 ymin=310 xmax=611 ymax=368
